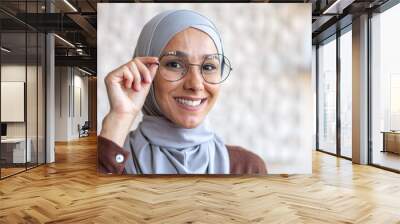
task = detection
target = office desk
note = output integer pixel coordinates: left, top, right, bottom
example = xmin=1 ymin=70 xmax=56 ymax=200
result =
xmin=382 ymin=131 xmax=400 ymax=154
xmin=1 ymin=138 xmax=31 ymax=163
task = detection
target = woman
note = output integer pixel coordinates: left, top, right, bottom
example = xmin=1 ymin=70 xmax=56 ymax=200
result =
xmin=98 ymin=9 xmax=266 ymax=175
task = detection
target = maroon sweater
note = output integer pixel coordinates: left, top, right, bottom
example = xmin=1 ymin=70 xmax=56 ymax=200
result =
xmin=97 ymin=136 xmax=267 ymax=175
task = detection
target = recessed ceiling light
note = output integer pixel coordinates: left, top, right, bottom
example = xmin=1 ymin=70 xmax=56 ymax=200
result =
xmin=77 ymin=67 xmax=93 ymax=76
xmin=54 ymin=34 xmax=75 ymax=48
xmin=63 ymin=0 xmax=78 ymax=12
xmin=322 ymin=0 xmax=355 ymax=15
xmin=1 ymin=47 xmax=11 ymax=53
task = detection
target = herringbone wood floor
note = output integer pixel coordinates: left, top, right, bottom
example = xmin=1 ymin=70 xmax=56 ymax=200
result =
xmin=0 ymin=135 xmax=400 ymax=224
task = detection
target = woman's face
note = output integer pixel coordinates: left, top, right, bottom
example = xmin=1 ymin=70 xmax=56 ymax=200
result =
xmin=154 ymin=28 xmax=220 ymax=129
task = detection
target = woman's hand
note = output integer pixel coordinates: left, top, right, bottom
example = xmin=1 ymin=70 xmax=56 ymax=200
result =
xmin=100 ymin=57 xmax=159 ymax=146
xmin=105 ymin=57 xmax=159 ymax=116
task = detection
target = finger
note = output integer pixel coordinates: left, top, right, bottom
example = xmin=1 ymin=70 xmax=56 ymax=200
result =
xmin=122 ymin=66 xmax=134 ymax=89
xmin=148 ymin=63 xmax=159 ymax=80
xmin=131 ymin=57 xmax=159 ymax=82
xmin=134 ymin=58 xmax=152 ymax=83
xmin=128 ymin=61 xmax=142 ymax=92
xmin=105 ymin=65 xmax=125 ymax=85
xmin=137 ymin=57 xmax=159 ymax=78
xmin=136 ymin=56 xmax=159 ymax=65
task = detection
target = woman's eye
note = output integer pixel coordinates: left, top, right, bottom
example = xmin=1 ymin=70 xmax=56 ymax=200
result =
xmin=165 ymin=61 xmax=183 ymax=69
xmin=202 ymin=64 xmax=217 ymax=71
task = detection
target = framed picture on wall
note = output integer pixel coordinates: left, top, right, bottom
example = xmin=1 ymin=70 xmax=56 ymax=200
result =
xmin=97 ymin=3 xmax=312 ymax=175
xmin=1 ymin=81 xmax=25 ymax=122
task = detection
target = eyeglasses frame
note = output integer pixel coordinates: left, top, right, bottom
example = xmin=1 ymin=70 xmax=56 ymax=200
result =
xmin=157 ymin=51 xmax=233 ymax=84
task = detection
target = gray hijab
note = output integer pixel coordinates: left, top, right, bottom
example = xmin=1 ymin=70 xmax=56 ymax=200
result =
xmin=123 ymin=9 xmax=230 ymax=174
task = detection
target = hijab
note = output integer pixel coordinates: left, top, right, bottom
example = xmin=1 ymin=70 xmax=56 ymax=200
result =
xmin=123 ymin=9 xmax=230 ymax=174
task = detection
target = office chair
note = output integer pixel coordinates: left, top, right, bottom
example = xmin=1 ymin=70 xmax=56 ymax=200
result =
xmin=78 ymin=121 xmax=90 ymax=138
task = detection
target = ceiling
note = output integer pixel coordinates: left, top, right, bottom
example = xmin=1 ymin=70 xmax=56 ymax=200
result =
xmin=0 ymin=0 xmax=393 ymax=75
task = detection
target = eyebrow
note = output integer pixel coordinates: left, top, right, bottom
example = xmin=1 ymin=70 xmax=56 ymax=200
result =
xmin=174 ymin=50 xmax=188 ymax=58
xmin=161 ymin=50 xmax=218 ymax=58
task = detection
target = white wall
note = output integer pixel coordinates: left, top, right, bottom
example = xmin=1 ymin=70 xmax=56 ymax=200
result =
xmin=72 ymin=72 xmax=89 ymax=138
xmin=1 ymin=65 xmax=38 ymax=138
xmin=55 ymin=66 xmax=69 ymax=141
xmin=54 ymin=67 xmax=89 ymax=141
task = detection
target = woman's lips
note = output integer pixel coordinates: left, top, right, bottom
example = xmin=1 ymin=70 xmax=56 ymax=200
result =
xmin=174 ymin=96 xmax=207 ymax=111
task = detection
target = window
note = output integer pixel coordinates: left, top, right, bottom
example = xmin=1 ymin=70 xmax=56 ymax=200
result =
xmin=339 ymin=29 xmax=352 ymax=158
xmin=317 ymin=37 xmax=337 ymax=154
xmin=370 ymin=3 xmax=400 ymax=171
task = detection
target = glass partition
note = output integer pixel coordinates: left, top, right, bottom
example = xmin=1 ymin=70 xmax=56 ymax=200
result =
xmin=1 ymin=30 xmax=28 ymax=177
xmin=26 ymin=0 xmax=43 ymax=169
xmin=0 ymin=1 xmax=46 ymax=179
xmin=27 ymin=30 xmax=38 ymax=169
xmin=317 ymin=37 xmax=337 ymax=155
xmin=38 ymin=32 xmax=45 ymax=165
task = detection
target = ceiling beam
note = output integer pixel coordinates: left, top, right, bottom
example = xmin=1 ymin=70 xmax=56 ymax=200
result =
xmin=322 ymin=0 xmax=356 ymax=14
xmin=67 ymin=13 xmax=97 ymax=44
xmin=55 ymin=55 xmax=96 ymax=73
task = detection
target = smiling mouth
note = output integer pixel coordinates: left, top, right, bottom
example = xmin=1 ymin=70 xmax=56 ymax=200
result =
xmin=174 ymin=97 xmax=207 ymax=108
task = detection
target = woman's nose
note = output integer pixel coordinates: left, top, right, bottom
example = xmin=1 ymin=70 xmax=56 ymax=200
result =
xmin=183 ymin=65 xmax=204 ymax=91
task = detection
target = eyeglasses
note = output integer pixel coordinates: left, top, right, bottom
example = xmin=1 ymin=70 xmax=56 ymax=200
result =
xmin=157 ymin=51 xmax=233 ymax=84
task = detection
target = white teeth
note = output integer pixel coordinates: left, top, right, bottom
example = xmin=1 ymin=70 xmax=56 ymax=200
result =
xmin=175 ymin=98 xmax=202 ymax=107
